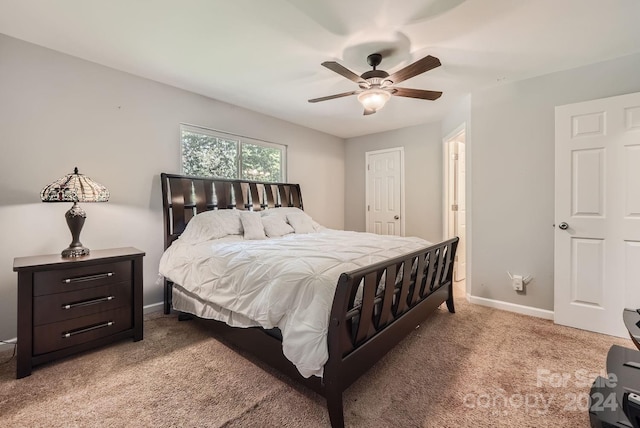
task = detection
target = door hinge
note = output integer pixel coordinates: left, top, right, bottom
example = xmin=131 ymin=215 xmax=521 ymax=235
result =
xmin=367 ymin=205 xmax=370 ymax=212
xmin=451 ymin=204 xmax=458 ymax=211
xmin=367 ymin=164 xmax=370 ymax=171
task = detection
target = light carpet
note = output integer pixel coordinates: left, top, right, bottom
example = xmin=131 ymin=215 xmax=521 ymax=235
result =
xmin=0 ymin=287 xmax=632 ymax=427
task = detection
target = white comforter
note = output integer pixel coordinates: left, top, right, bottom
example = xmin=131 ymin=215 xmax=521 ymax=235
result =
xmin=158 ymin=229 xmax=431 ymax=378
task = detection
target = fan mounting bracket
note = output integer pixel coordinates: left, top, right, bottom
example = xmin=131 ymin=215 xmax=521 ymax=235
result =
xmin=367 ymin=53 xmax=383 ymax=69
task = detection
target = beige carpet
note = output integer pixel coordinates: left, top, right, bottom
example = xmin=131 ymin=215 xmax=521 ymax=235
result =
xmin=0 ymin=286 xmax=632 ymax=428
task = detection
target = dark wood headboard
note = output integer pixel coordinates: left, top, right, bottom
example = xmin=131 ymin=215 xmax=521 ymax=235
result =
xmin=160 ymin=173 xmax=303 ymax=249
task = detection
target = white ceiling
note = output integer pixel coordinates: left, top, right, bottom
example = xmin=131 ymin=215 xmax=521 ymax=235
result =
xmin=1 ymin=0 xmax=639 ymax=138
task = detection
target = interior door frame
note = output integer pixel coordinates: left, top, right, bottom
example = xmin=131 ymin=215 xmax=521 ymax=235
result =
xmin=365 ymin=147 xmax=405 ymax=236
xmin=443 ymin=123 xmax=470 ymax=294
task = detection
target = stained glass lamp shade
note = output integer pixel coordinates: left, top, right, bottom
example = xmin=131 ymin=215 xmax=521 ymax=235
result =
xmin=41 ymin=167 xmax=109 ymax=257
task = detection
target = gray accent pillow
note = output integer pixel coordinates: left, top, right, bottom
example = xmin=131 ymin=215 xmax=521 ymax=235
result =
xmin=262 ymin=215 xmax=294 ymax=237
xmin=240 ymin=211 xmax=266 ymax=240
xmin=287 ymin=212 xmax=316 ymax=234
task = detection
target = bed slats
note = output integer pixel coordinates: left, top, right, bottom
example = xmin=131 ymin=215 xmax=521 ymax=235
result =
xmin=249 ymin=182 xmax=263 ymax=211
xmin=377 ymin=264 xmax=397 ymax=328
xmin=161 ymin=173 xmax=304 ymax=249
xmin=193 ymin=179 xmax=207 ymax=213
xmin=278 ymin=185 xmax=291 ymax=207
xmin=265 ymin=184 xmax=277 ymax=208
xmin=396 ymin=259 xmax=413 ymax=315
xmin=354 ymin=272 xmax=377 ymax=344
xmin=421 ymin=253 xmax=435 ymax=296
xmin=214 ymin=181 xmax=232 ymax=208
xmin=233 ymin=182 xmax=246 ymax=210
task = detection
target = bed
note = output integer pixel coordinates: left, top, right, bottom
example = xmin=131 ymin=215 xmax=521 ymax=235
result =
xmin=159 ymin=172 xmax=459 ymax=427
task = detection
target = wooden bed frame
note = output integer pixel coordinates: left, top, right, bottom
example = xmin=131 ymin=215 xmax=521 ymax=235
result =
xmin=160 ymin=172 xmax=459 ymax=428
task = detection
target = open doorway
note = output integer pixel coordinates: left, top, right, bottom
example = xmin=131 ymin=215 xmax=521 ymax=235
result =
xmin=444 ymin=127 xmax=466 ymax=283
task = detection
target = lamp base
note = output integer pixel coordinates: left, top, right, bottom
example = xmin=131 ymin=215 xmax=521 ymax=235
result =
xmin=62 ymin=202 xmax=90 ymax=258
xmin=61 ymin=246 xmax=90 ymax=258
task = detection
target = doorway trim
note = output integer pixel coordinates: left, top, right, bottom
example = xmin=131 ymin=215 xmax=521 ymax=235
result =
xmin=443 ymin=123 xmax=469 ymax=295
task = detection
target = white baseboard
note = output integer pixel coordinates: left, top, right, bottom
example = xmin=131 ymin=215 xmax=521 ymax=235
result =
xmin=468 ymin=295 xmax=554 ymax=320
xmin=0 ymin=337 xmax=17 ymax=352
xmin=144 ymin=301 xmax=164 ymax=314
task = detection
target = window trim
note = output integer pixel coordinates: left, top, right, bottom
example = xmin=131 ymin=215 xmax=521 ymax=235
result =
xmin=180 ymin=123 xmax=287 ymax=182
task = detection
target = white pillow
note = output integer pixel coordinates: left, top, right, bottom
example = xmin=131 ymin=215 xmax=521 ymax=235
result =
xmin=261 ymin=215 xmax=294 ymax=237
xmin=240 ymin=211 xmax=266 ymax=240
xmin=287 ymin=212 xmax=316 ymax=234
xmin=262 ymin=207 xmax=323 ymax=232
xmin=260 ymin=207 xmax=305 ymax=217
xmin=179 ymin=209 xmax=242 ymax=244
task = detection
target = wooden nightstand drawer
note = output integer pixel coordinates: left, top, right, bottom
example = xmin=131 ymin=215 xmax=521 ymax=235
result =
xmin=33 ymin=307 xmax=132 ymax=355
xmin=33 ymin=281 xmax=132 ymax=326
xmin=33 ymin=260 xmax=131 ymax=296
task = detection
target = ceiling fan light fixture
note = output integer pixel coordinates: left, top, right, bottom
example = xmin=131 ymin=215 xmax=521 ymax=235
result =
xmin=357 ymin=89 xmax=391 ymax=112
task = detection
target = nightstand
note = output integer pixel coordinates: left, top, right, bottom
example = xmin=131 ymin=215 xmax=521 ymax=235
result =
xmin=13 ymin=247 xmax=145 ymax=379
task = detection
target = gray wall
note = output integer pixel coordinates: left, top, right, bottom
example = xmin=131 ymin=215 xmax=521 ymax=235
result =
xmin=470 ymin=52 xmax=640 ymax=311
xmin=344 ymin=121 xmax=443 ymax=242
xmin=0 ymin=34 xmax=345 ymax=341
xmin=442 ymin=94 xmax=471 ymax=140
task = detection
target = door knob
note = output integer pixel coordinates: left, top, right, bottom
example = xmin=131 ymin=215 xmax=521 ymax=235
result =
xmin=558 ymin=222 xmax=569 ymax=230
xmin=394 ymin=215 xmax=400 ymax=220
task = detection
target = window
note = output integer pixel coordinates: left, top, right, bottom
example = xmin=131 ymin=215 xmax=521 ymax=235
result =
xmin=181 ymin=124 xmax=286 ymax=182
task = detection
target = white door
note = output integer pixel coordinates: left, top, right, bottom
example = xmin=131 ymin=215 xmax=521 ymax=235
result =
xmin=555 ymin=91 xmax=640 ymax=337
xmin=366 ymin=148 xmax=403 ymax=236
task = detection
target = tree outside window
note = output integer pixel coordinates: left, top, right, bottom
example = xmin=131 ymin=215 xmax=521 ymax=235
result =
xmin=241 ymin=143 xmax=282 ymax=182
xmin=181 ymin=125 xmax=285 ymax=182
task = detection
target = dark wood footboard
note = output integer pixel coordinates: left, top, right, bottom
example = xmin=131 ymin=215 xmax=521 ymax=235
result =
xmin=323 ymin=237 xmax=458 ymax=427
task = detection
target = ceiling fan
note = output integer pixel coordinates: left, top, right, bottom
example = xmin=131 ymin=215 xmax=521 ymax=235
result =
xmin=308 ymin=53 xmax=443 ymax=115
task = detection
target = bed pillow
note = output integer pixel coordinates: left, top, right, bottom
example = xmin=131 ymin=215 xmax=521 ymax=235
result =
xmin=260 ymin=207 xmax=305 ymax=217
xmin=179 ymin=209 xmax=243 ymax=244
xmin=287 ymin=212 xmax=316 ymax=234
xmin=240 ymin=211 xmax=267 ymax=240
xmin=262 ymin=207 xmax=324 ymax=231
xmin=261 ymin=215 xmax=294 ymax=237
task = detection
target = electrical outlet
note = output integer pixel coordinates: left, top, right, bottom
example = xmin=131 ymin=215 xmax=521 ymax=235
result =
xmin=512 ymin=275 xmax=524 ymax=291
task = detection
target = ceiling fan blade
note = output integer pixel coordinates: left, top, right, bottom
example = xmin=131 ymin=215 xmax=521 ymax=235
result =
xmin=392 ymin=88 xmax=443 ymax=100
xmin=363 ymin=108 xmax=376 ymax=116
xmin=321 ymin=61 xmax=367 ymax=85
xmin=386 ymin=55 xmax=441 ymax=84
xmin=308 ymin=90 xmax=358 ymax=103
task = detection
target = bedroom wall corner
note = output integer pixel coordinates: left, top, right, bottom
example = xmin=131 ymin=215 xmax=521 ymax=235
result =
xmin=344 ymin=121 xmax=443 ymax=243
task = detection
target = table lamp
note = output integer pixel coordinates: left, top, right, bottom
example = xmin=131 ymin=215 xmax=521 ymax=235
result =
xmin=40 ymin=167 xmax=109 ymax=257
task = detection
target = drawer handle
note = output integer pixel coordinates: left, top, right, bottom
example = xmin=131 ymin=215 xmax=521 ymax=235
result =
xmin=62 ymin=321 xmax=114 ymax=338
xmin=63 ymin=272 xmax=114 ymax=284
xmin=62 ymin=295 xmax=115 ymax=310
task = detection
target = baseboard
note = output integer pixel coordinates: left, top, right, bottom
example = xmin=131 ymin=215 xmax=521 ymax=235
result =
xmin=144 ymin=301 xmax=164 ymax=314
xmin=469 ymin=295 xmax=554 ymax=320
xmin=0 ymin=337 xmax=17 ymax=352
